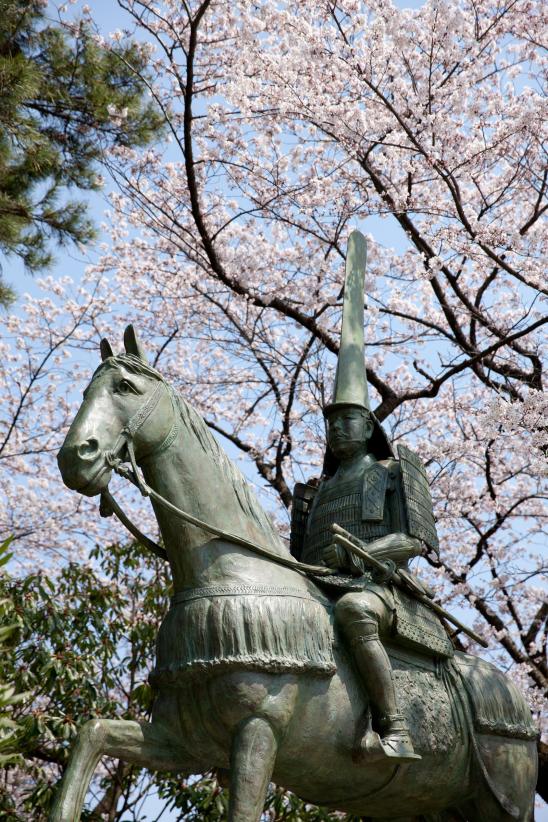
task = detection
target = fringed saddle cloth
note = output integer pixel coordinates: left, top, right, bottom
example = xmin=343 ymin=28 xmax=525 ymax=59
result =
xmin=150 ymin=584 xmax=336 ymax=688
xmin=454 ymin=652 xmax=538 ymax=740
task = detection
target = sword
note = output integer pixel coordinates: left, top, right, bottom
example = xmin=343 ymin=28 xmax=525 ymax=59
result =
xmin=331 ymin=523 xmax=488 ymax=648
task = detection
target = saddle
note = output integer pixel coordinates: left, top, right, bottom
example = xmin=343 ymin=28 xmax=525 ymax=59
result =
xmin=311 ymin=569 xmax=455 ymax=661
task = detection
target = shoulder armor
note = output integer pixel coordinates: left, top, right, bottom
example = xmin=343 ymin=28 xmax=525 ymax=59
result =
xmin=290 ymin=482 xmax=318 ymax=561
xmin=397 ymin=444 xmax=439 ymax=554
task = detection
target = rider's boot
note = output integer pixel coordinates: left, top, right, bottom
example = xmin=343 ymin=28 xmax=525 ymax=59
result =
xmin=351 ymin=631 xmax=421 ymax=763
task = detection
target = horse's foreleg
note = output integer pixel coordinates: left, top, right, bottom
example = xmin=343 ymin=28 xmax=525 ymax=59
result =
xmin=50 ymin=718 xmax=188 ymax=822
xmin=228 ymin=716 xmax=277 ymax=822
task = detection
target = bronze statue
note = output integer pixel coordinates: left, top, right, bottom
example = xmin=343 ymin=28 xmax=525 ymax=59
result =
xmin=52 ymin=233 xmax=538 ymax=822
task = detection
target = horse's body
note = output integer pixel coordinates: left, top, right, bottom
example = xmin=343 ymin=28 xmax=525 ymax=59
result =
xmin=53 ymin=336 xmax=538 ymax=821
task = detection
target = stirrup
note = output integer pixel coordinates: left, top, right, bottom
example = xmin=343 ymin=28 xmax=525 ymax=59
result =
xmin=379 ymin=731 xmax=422 ymax=762
xmin=378 ymin=714 xmax=421 ymax=763
xmin=354 ymin=728 xmax=421 ymax=764
xmin=353 ymin=711 xmax=421 ymax=764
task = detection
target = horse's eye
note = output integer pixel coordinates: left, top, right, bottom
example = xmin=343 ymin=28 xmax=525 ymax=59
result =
xmin=118 ymin=379 xmax=134 ymax=394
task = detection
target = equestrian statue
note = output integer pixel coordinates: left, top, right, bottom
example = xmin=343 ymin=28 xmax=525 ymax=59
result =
xmin=53 ymin=231 xmax=538 ymax=821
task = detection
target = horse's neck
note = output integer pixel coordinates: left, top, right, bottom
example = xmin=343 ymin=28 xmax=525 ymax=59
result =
xmin=141 ymin=415 xmax=299 ymax=591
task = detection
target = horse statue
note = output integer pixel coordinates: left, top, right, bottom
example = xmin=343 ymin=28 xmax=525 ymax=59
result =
xmin=53 ymin=325 xmax=538 ymax=821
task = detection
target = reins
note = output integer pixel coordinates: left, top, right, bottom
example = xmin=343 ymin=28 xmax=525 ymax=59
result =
xmin=99 ymin=376 xmax=334 ymax=578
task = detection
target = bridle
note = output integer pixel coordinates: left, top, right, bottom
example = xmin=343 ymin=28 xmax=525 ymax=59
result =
xmin=98 ymin=376 xmax=177 ymax=559
xmin=97 ymin=375 xmax=334 ymax=577
xmin=103 ymin=378 xmax=181 ymax=497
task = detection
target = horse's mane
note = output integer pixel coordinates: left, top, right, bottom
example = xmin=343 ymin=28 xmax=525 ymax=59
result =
xmin=98 ymin=355 xmax=282 ymax=547
xmin=175 ymin=396 xmax=281 ymax=545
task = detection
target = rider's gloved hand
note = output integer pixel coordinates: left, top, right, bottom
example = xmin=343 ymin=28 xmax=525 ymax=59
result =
xmin=322 ymin=542 xmax=347 ymax=570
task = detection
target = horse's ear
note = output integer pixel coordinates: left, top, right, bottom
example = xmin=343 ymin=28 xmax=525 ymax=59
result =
xmin=100 ymin=338 xmax=114 ymax=361
xmin=123 ymin=324 xmax=148 ymax=363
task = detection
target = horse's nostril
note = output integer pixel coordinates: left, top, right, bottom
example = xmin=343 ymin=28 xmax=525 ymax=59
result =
xmin=77 ymin=438 xmax=100 ymax=459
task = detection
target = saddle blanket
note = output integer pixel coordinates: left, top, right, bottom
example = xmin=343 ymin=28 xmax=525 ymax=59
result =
xmin=454 ymin=652 xmax=538 ymax=740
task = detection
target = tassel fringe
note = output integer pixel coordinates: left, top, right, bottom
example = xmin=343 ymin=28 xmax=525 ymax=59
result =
xmin=150 ymin=588 xmax=336 ymax=687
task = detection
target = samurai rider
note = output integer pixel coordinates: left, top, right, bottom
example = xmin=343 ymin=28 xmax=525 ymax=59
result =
xmin=290 ymin=231 xmax=441 ymax=764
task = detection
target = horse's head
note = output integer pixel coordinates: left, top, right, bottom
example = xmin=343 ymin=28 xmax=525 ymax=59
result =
xmin=58 ymin=325 xmax=175 ymax=496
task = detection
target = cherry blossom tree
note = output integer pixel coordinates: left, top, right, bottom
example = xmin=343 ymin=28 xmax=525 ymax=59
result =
xmin=1 ymin=0 xmax=546 ymax=811
xmin=104 ymin=0 xmax=547 ymax=703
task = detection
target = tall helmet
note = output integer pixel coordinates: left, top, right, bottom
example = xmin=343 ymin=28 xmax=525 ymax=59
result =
xmin=322 ymin=230 xmax=393 ymax=476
